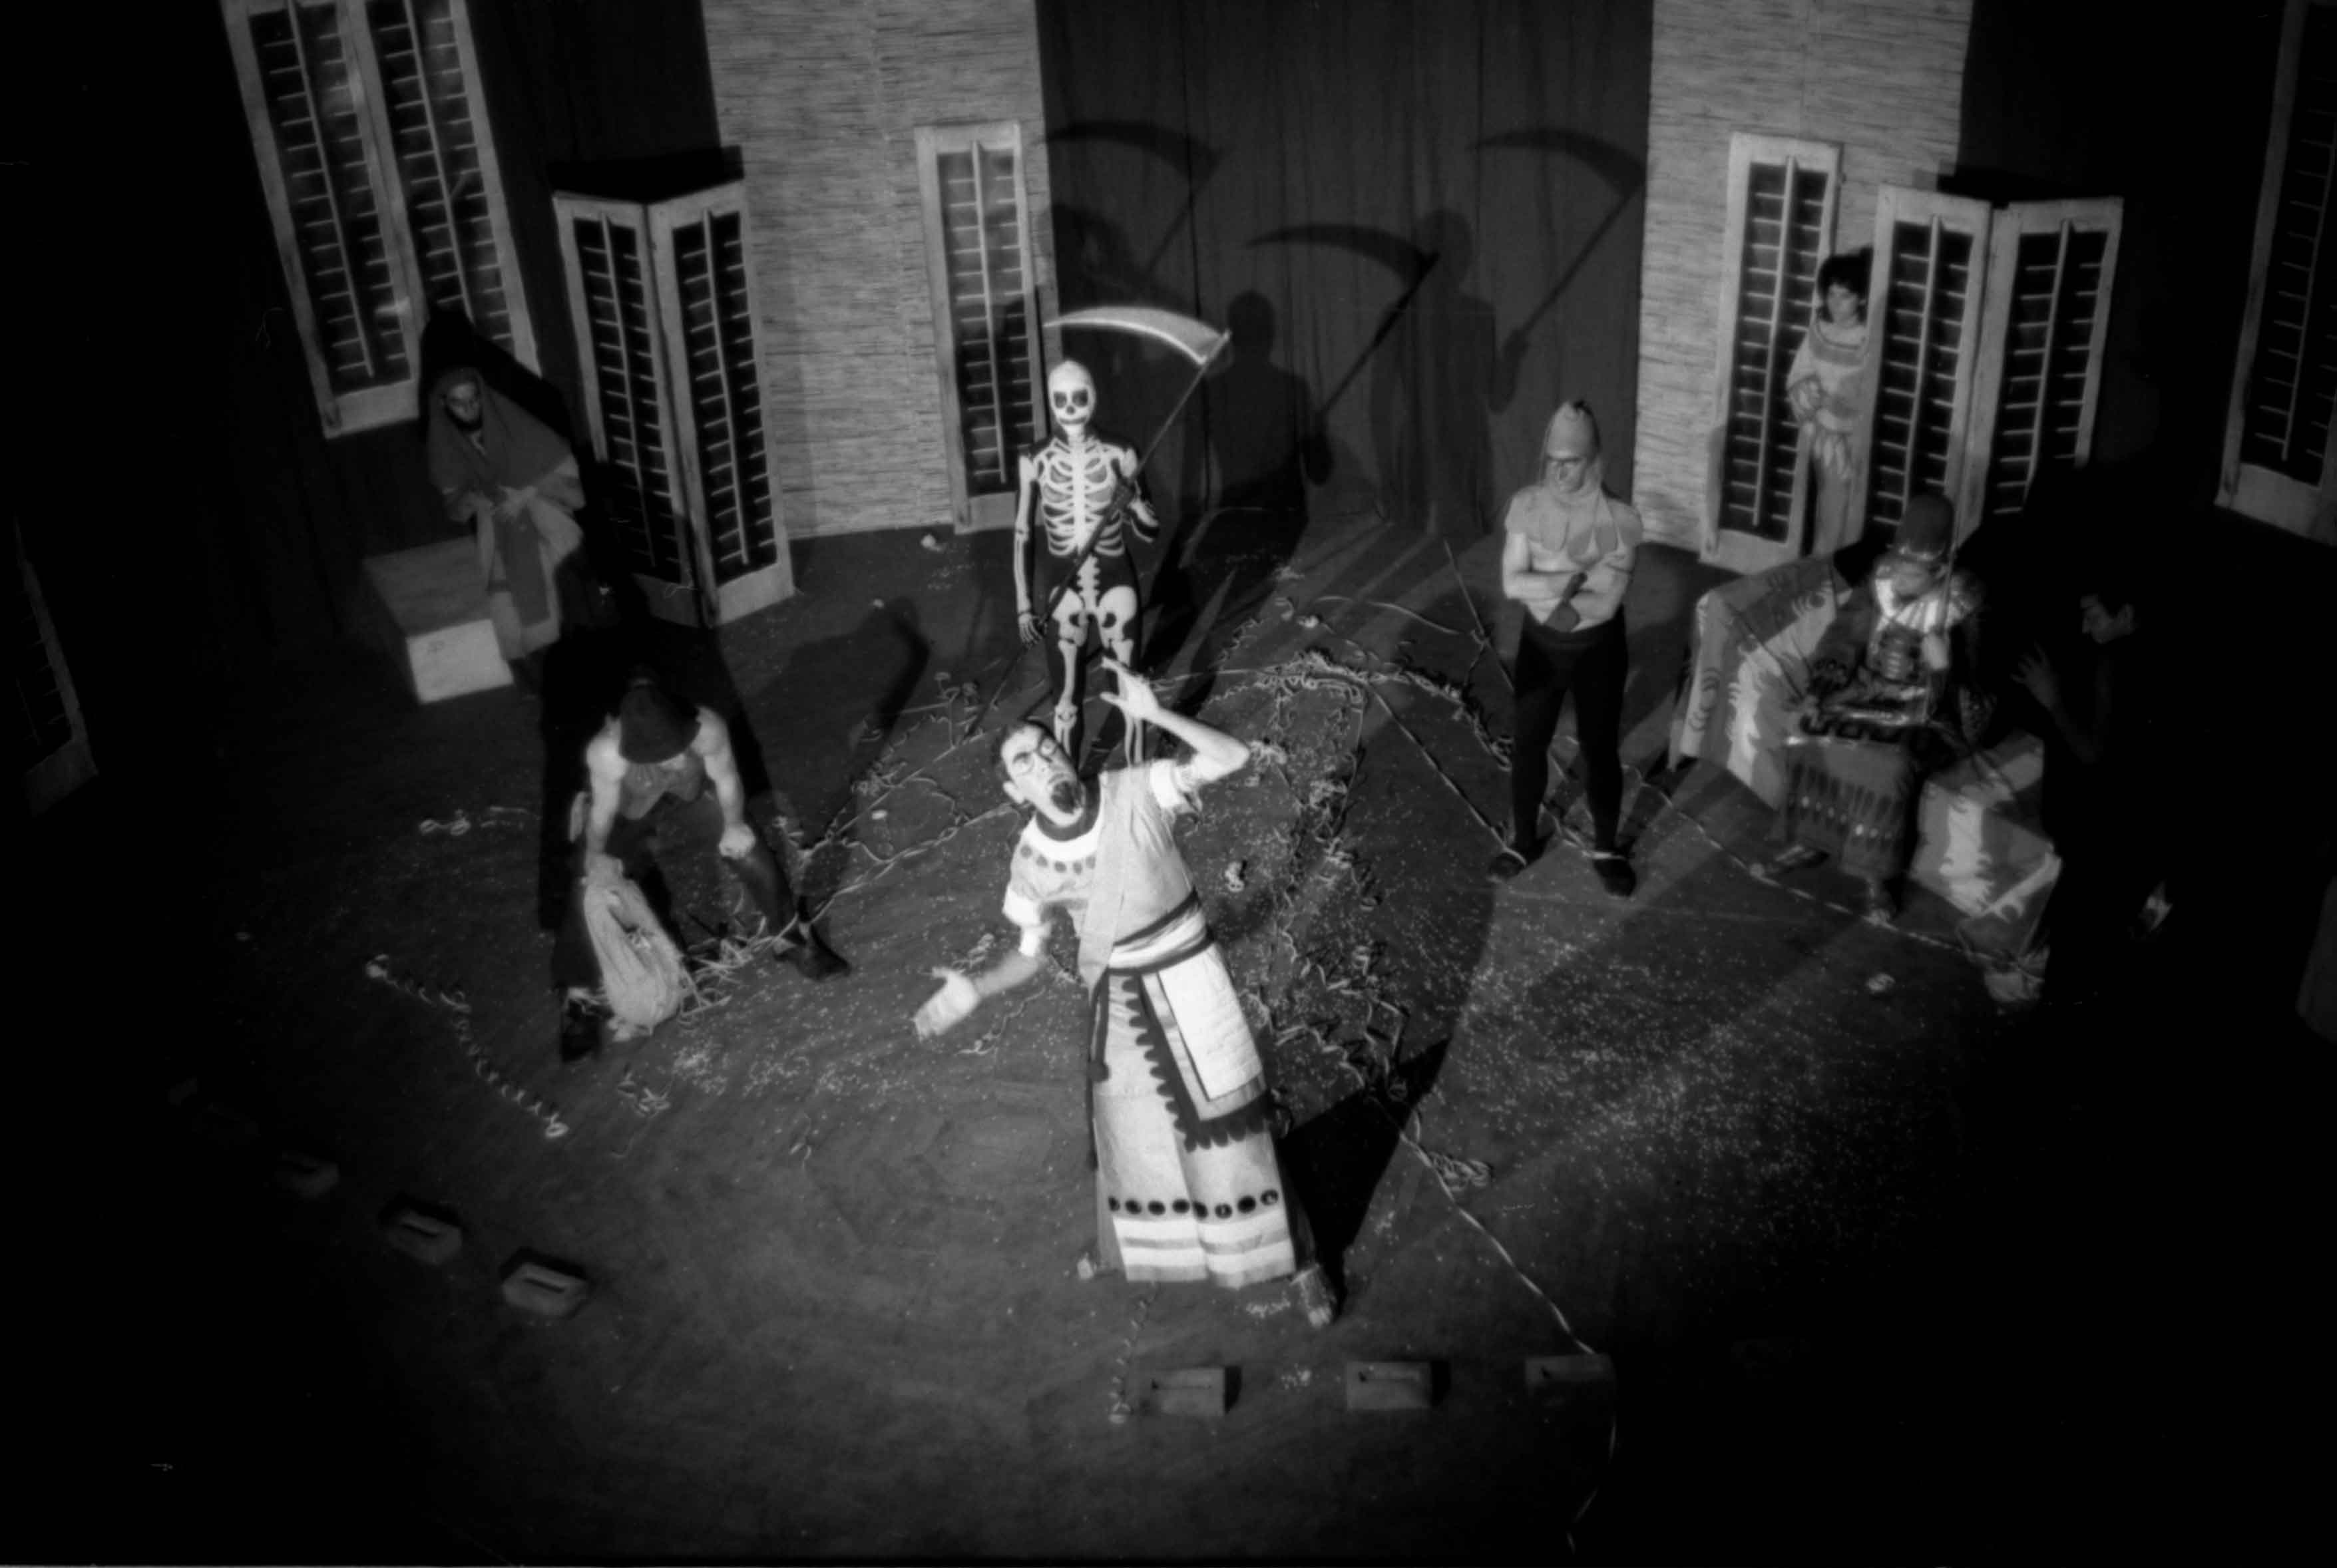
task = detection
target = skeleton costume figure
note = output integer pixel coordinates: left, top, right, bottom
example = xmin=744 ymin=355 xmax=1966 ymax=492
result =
xmin=1014 ymin=360 xmax=1161 ymax=761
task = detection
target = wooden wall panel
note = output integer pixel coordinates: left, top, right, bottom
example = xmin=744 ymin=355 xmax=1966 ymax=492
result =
xmin=704 ymin=0 xmax=1054 ymax=537
xmin=1633 ymin=0 xmax=1972 ymax=551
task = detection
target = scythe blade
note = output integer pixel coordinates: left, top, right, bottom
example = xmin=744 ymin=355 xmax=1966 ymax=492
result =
xmin=1050 ymin=305 xmax=1229 ymax=370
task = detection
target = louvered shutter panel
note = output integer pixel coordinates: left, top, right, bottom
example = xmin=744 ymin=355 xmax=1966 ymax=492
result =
xmin=224 ymin=0 xmax=420 ymax=435
xmin=2221 ymin=0 xmax=2337 ymax=540
xmin=355 ymin=0 xmax=536 ymax=370
xmin=1851 ymin=188 xmax=1995 ymax=546
xmin=1703 ymin=134 xmax=1841 ymax=574
xmin=917 ymin=123 xmax=1045 ymax=532
xmin=15 ymin=526 xmax=97 ymax=816
xmin=553 ymin=194 xmax=699 ymax=620
xmin=650 ymin=185 xmax=792 ymax=622
xmin=1961 ymin=200 xmax=2123 ymax=532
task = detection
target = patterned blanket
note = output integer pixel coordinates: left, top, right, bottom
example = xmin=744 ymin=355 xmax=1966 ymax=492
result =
xmin=1671 ymin=556 xmax=2057 ymax=958
xmin=1669 ymin=554 xmax=1842 ymax=809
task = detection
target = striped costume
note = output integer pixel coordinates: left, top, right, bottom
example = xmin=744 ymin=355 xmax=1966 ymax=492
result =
xmin=1004 ymin=760 xmax=1300 ymax=1288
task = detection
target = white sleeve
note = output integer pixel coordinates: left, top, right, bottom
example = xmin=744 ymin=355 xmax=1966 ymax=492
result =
xmin=1149 ymin=757 xmax=1197 ymax=814
xmin=1002 ymin=885 xmax=1044 ymax=929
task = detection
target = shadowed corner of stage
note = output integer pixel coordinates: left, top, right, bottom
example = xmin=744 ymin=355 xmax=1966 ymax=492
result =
xmin=1276 ymin=1036 xmax=1452 ymax=1305
xmin=755 ymin=594 xmax=934 ymax=902
xmin=1146 ymin=288 xmax=1331 ymax=715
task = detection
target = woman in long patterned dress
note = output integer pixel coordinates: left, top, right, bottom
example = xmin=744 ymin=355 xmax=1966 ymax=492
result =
xmin=1786 ymin=249 xmax=1874 ymax=558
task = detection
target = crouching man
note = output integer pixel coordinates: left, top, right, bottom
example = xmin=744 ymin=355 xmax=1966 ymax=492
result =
xmin=913 ymin=659 xmax=1336 ymax=1327
xmin=552 ymin=676 xmax=846 ymax=1060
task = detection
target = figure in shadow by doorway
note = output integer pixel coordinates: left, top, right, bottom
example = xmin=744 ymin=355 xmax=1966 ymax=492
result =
xmin=1367 ymin=210 xmax=1526 ymax=538
xmin=1148 ymin=290 xmax=1330 ymax=708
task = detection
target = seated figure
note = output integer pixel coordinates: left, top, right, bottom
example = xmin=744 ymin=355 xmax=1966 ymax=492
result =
xmin=1755 ymin=492 xmax=1993 ymax=923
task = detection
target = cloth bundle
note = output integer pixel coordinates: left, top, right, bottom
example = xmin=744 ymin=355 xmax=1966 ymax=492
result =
xmin=583 ymin=871 xmax=689 ymax=1034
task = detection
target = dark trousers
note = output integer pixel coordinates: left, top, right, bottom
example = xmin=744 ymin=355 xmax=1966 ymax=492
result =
xmin=1509 ymin=611 xmax=1628 ymax=851
xmin=550 ymin=796 xmax=794 ymax=991
xmin=2042 ymin=785 xmax=2162 ymax=991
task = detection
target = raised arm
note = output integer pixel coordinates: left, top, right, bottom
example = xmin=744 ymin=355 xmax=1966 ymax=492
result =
xmin=1098 ymin=658 xmax=1247 ymax=785
xmin=913 ymin=923 xmax=1050 ymax=1040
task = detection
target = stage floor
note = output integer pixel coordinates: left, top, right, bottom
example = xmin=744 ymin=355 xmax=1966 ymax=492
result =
xmin=33 ymin=508 xmax=2298 ymax=1563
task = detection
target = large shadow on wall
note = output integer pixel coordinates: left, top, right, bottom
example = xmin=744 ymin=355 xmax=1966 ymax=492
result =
xmin=1148 ymin=290 xmax=1331 ymax=707
xmin=1365 ymin=210 xmax=1526 ymax=540
xmin=1045 ymin=118 xmax=1225 ymax=535
xmin=758 ymin=596 xmax=933 ymax=910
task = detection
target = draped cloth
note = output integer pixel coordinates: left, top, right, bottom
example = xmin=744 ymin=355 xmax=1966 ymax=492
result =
xmin=1018 ymin=762 xmax=1299 ymax=1288
xmin=425 ymin=367 xmax=588 ymax=659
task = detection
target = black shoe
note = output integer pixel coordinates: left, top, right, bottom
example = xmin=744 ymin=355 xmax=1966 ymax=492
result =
xmin=779 ymin=921 xmax=849 ymax=981
xmin=558 ymin=994 xmax=607 ymax=1063
xmin=1592 ymin=851 xmax=1637 ymax=899
xmin=1487 ymin=839 xmax=1541 ymax=882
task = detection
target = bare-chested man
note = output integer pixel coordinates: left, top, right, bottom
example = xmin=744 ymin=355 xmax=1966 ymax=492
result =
xmin=550 ymin=676 xmax=845 ymax=1061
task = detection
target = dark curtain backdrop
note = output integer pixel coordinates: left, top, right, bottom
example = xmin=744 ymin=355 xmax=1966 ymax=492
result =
xmin=1036 ymin=0 xmax=1652 ymax=540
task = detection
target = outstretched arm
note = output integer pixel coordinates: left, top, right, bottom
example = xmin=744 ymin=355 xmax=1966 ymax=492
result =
xmin=1098 ymin=657 xmax=1247 ymax=785
xmin=914 ymin=920 xmax=1050 ymax=1038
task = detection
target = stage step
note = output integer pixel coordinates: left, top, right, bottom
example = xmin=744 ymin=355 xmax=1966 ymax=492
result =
xmin=501 ymin=1253 xmax=591 ymax=1319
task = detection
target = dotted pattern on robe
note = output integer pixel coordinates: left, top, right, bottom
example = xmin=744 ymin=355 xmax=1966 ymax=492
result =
xmin=1010 ymin=841 xmax=1098 ymax=916
xmin=1107 ymin=1189 xmax=1281 ymax=1217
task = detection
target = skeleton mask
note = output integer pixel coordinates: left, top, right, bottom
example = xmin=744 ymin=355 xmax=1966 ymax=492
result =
xmin=1048 ymin=361 xmax=1096 ymax=436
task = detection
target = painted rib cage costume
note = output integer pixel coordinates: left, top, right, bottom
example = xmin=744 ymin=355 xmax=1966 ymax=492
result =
xmin=1014 ymin=361 xmax=1160 ymax=758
